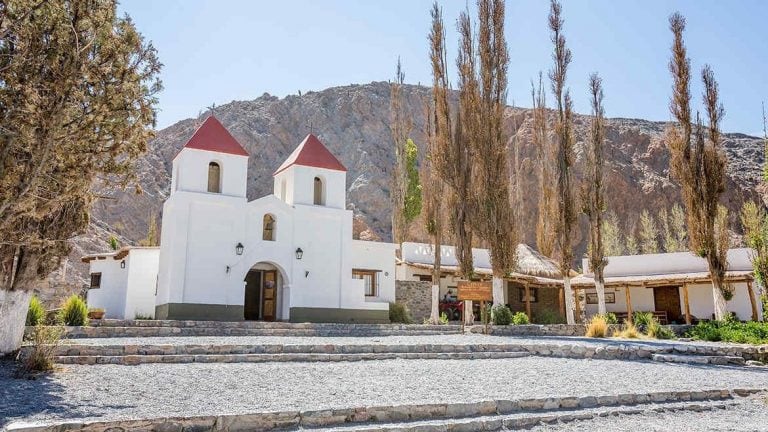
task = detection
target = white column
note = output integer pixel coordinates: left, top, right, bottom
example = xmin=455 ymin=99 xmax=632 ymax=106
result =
xmin=430 ymin=284 xmax=439 ymax=323
xmin=281 ymin=284 xmax=291 ymax=321
xmin=492 ymin=276 xmax=504 ymax=307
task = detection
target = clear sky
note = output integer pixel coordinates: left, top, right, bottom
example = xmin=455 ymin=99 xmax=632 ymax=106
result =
xmin=120 ymin=0 xmax=767 ymax=134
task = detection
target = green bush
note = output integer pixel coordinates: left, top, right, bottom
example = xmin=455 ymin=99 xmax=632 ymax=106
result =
xmin=57 ymin=295 xmax=88 ymax=326
xmin=686 ymin=320 xmax=768 ymax=345
xmin=26 ymin=296 xmax=45 ymax=326
xmin=438 ymin=312 xmax=449 ymax=325
xmin=646 ymin=318 xmax=675 ymax=340
xmin=389 ymin=302 xmax=412 ymax=324
xmin=535 ymin=309 xmax=564 ymax=324
xmin=491 ymin=305 xmax=513 ymax=325
xmin=632 ymin=311 xmax=653 ymax=328
xmin=602 ymin=312 xmax=618 ymax=325
xmin=511 ymin=311 xmax=530 ymax=325
xmin=134 ymin=312 xmax=153 ymax=320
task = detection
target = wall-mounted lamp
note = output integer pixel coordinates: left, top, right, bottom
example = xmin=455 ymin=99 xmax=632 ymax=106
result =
xmin=120 ymin=260 xmax=126 ymax=269
xmin=226 ymin=265 xmax=231 ymax=273
xmin=305 ymin=270 xmax=310 ymax=278
xmin=295 ymin=248 xmax=303 ymax=260
xmin=235 ymin=242 xmax=244 ymax=256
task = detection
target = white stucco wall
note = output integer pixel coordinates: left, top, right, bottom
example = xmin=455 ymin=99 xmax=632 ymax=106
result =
xmin=123 ymin=249 xmax=160 ymax=319
xmin=86 ymin=257 xmax=128 ymax=319
xmin=173 ymin=148 xmax=248 ymax=197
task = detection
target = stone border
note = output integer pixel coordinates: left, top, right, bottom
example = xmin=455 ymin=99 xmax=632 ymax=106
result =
xmin=6 ymin=389 xmax=763 ymax=432
xmin=471 ymin=324 xmax=693 ymax=337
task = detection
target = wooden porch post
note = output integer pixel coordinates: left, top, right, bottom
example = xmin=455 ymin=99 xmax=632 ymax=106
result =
xmin=524 ymin=282 xmax=532 ymax=319
xmin=682 ymin=282 xmax=691 ymax=325
xmin=558 ymin=285 xmax=565 ymax=320
xmin=747 ymin=280 xmax=759 ymax=322
xmin=625 ymin=285 xmax=633 ymax=324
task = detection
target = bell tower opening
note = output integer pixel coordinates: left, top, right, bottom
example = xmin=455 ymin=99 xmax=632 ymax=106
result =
xmin=207 ymin=162 xmax=222 ymax=193
xmin=313 ymin=176 xmax=324 ymax=205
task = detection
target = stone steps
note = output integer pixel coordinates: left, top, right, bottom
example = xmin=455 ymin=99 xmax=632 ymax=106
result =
xmin=89 ymin=319 xmax=460 ymax=330
xmin=54 ymin=351 xmax=531 ymax=365
xmin=6 ymin=389 xmax=762 ymax=432
xmin=651 ymin=353 xmax=747 ymax=366
xmin=58 ymin=326 xmax=459 ymax=338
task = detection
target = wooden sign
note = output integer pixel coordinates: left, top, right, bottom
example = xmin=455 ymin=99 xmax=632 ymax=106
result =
xmin=457 ymin=280 xmax=492 ymax=301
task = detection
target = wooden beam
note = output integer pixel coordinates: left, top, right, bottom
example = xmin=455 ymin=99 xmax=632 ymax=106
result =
xmin=625 ymin=285 xmax=633 ymax=324
xmin=747 ymin=280 xmax=759 ymax=322
xmin=524 ymin=282 xmax=532 ymax=319
xmin=682 ymin=283 xmax=691 ymax=325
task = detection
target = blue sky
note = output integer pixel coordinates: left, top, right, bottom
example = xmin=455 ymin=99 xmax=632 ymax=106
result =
xmin=120 ymin=0 xmax=767 ymax=134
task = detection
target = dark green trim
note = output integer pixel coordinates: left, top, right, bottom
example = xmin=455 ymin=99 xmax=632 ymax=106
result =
xmin=155 ymin=303 xmax=244 ymax=321
xmin=290 ymin=307 xmax=390 ymax=324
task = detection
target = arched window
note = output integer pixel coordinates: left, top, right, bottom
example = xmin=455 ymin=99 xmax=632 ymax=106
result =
xmin=313 ymin=177 xmax=324 ymax=205
xmin=207 ymin=162 xmax=221 ymax=193
xmin=263 ymin=214 xmax=276 ymax=241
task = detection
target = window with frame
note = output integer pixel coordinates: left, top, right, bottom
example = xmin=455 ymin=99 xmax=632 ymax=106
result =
xmin=262 ymin=214 xmax=276 ymax=241
xmin=417 ymin=274 xmax=433 ymax=282
xmin=90 ymin=273 xmax=102 ymax=289
xmin=352 ymin=269 xmax=378 ymax=297
xmin=518 ymin=286 xmax=538 ymax=303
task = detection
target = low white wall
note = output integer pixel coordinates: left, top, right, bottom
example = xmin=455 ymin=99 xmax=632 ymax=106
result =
xmin=124 ymin=249 xmax=160 ymax=319
xmin=86 ymin=258 xmax=128 ymax=319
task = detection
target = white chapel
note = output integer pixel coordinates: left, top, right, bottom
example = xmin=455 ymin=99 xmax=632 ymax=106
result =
xmin=87 ymin=117 xmax=396 ymax=322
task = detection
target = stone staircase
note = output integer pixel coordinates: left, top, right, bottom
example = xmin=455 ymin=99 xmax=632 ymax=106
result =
xmin=52 ymin=319 xmax=463 ymax=338
xmin=651 ymin=353 xmax=747 ymax=366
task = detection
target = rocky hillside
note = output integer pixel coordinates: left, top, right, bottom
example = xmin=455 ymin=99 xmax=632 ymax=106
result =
xmin=42 ymin=81 xmax=764 ymax=305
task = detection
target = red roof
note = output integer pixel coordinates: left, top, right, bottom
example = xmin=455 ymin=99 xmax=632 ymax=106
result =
xmin=273 ymin=134 xmax=347 ymax=175
xmin=176 ymin=116 xmax=249 ymax=158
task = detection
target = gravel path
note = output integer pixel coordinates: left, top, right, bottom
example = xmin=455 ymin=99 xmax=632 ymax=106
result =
xmin=3 ymin=355 xmax=768 ymax=427
xmin=529 ymin=395 xmax=768 ymax=431
xmin=54 ymin=333 xmax=761 ymax=350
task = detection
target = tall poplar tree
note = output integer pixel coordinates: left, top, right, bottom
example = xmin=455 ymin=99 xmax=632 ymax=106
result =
xmin=667 ymin=13 xmax=731 ymax=319
xmin=582 ymin=74 xmax=607 ymax=315
xmin=389 ymin=59 xmax=416 ymax=245
xmin=532 ymin=73 xmax=557 ymax=259
xmin=0 ymin=0 xmax=161 ymax=353
xmin=548 ymin=0 xmax=578 ymax=324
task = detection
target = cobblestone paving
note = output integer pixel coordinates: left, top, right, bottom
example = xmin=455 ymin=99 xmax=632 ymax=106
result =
xmin=529 ymin=395 xmax=768 ymax=431
xmin=3 ymin=354 xmax=768 ymax=427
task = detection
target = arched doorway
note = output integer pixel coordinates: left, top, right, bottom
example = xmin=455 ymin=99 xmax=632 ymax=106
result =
xmin=243 ymin=262 xmax=284 ymax=321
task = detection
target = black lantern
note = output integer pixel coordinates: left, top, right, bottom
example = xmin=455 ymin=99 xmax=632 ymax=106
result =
xmin=295 ymin=247 xmax=303 ymax=260
xmin=235 ymin=242 xmax=244 ymax=255
xmin=120 ymin=260 xmax=126 ymax=269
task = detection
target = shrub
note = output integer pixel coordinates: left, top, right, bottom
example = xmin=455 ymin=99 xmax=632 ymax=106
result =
xmin=617 ymin=322 xmax=641 ymax=339
xmin=134 ymin=312 xmax=153 ymax=320
xmin=19 ymin=325 xmax=64 ymax=374
xmin=586 ymin=315 xmax=608 ymax=338
xmin=601 ymin=312 xmax=618 ymax=325
xmin=535 ymin=309 xmax=564 ymax=324
xmin=632 ymin=311 xmax=653 ymax=329
xmin=389 ymin=302 xmax=412 ymax=324
xmin=26 ymin=296 xmax=45 ymax=326
xmin=491 ymin=305 xmax=513 ymax=325
xmin=439 ymin=312 xmax=449 ymax=325
xmin=511 ymin=312 xmax=530 ymax=325
xmin=57 ymin=295 xmax=88 ymax=326
xmin=686 ymin=320 xmax=768 ymax=345
xmin=646 ymin=318 xmax=675 ymax=340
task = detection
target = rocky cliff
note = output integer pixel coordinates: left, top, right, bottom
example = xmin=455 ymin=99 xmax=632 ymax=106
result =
xmin=42 ymin=81 xmax=764 ymax=305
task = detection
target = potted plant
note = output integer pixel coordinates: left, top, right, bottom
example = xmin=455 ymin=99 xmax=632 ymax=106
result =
xmin=87 ymin=308 xmax=105 ymax=320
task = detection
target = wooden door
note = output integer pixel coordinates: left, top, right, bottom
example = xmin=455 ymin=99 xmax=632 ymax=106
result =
xmin=261 ymin=270 xmax=277 ymax=321
xmin=244 ymin=271 xmax=261 ymax=320
xmin=653 ymin=286 xmax=682 ymax=324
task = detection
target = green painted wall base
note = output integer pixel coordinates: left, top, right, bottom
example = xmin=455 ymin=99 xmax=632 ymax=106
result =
xmin=290 ymin=307 xmax=390 ymax=324
xmin=155 ymin=303 xmax=244 ymax=321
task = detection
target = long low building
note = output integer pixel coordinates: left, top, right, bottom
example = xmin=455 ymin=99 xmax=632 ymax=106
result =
xmin=572 ymin=248 xmax=762 ymax=324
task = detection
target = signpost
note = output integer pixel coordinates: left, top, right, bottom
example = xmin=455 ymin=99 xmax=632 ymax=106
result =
xmin=457 ymin=281 xmax=492 ymax=332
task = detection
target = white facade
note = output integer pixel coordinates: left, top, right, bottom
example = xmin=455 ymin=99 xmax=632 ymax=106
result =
xmin=84 ymin=248 xmax=159 ymax=319
xmin=150 ymin=118 xmax=395 ymax=322
xmin=577 ymin=248 xmax=763 ymax=323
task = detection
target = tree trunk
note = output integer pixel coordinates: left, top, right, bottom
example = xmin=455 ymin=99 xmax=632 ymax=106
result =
xmin=464 ymin=300 xmax=474 ymax=324
xmin=430 ymin=284 xmax=440 ymax=323
xmin=595 ymin=278 xmax=607 ymax=316
xmin=563 ymin=276 xmax=575 ymax=324
xmin=0 ymin=289 xmax=32 ymax=355
xmin=711 ymin=281 xmax=728 ymax=320
xmin=492 ymin=276 xmax=504 ymax=307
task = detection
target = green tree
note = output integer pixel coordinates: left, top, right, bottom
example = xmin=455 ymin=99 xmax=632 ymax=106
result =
xmin=625 ymin=220 xmax=639 ymax=255
xmin=741 ymin=202 xmax=767 ymax=320
xmin=660 ymin=203 xmax=688 ymax=252
xmin=389 ymin=59 xmax=415 ymax=245
xmin=0 ymin=0 xmax=161 ymax=354
xmin=639 ymin=209 xmax=660 ymax=254
xmin=403 ymin=139 xmax=422 ymax=225
xmin=667 ymin=13 xmax=730 ymax=319
xmin=140 ymin=212 xmax=159 ymax=247
xmin=602 ymin=211 xmax=624 ymax=256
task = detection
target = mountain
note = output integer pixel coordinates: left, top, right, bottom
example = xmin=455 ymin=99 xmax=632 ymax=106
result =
xmin=39 ymin=81 xmax=765 ymax=306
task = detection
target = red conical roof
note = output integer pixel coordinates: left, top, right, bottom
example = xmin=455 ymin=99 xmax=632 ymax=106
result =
xmin=273 ymin=134 xmax=347 ymax=175
xmin=176 ymin=116 xmax=249 ymax=158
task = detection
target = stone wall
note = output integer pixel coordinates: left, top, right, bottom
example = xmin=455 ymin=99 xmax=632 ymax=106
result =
xmin=473 ymin=324 xmax=693 ymax=338
xmin=396 ymin=280 xmax=432 ymax=322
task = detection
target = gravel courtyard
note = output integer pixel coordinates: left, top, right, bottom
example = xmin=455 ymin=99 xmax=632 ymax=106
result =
xmin=3 ymin=354 xmax=768 ymax=427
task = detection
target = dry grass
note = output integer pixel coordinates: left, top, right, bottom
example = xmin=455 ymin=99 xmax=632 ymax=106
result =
xmin=585 ymin=315 xmax=609 ymax=338
xmin=616 ymin=322 xmax=643 ymax=339
xmin=18 ymin=325 xmax=64 ymax=375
